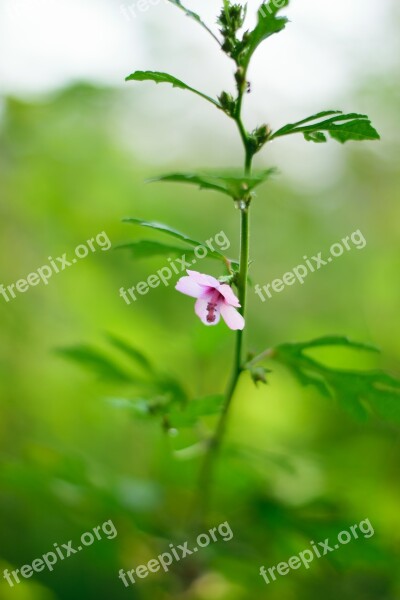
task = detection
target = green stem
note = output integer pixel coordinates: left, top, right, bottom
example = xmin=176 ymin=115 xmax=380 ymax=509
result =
xmin=196 ymin=204 xmax=250 ymax=519
xmin=196 ymin=89 xmax=253 ymax=519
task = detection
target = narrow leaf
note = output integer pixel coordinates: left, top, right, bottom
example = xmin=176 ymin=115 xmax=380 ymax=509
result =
xmin=122 ymin=218 xmax=238 ymax=265
xmin=167 ymin=0 xmax=221 ymax=45
xmin=149 ymin=169 xmax=276 ymax=198
xmin=122 ymin=218 xmax=204 ymax=245
xmin=56 ymin=345 xmax=132 ymax=383
xmin=115 ymin=240 xmax=194 ymax=260
xmin=273 ymin=110 xmax=342 ymax=136
xmin=106 ymin=334 xmax=154 ymax=374
xmin=125 ymin=71 xmax=220 ymax=108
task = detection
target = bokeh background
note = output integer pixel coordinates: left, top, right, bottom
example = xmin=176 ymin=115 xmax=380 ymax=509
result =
xmin=1 ymin=0 xmax=400 ymax=598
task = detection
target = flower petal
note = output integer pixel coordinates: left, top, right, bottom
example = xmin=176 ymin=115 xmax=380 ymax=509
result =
xmin=186 ymin=270 xmax=219 ymax=289
xmin=175 ymin=276 xmax=206 ymax=298
xmin=195 ymin=298 xmax=221 ymax=326
xmin=217 ymin=283 xmax=240 ymax=308
xmin=220 ymin=303 xmax=245 ymax=330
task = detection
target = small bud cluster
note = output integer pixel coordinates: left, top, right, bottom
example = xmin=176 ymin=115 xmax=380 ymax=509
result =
xmin=218 ymin=91 xmax=237 ymax=117
xmin=248 ymin=125 xmax=272 ymax=154
xmin=217 ymin=2 xmax=247 ymax=62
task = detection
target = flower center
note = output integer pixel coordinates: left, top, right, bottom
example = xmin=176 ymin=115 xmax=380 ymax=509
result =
xmin=206 ymin=301 xmax=218 ymax=323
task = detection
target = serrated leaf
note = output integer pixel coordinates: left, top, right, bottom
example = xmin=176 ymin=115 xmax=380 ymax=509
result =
xmin=272 ymin=336 xmax=400 ymax=423
xmin=328 ymin=119 xmax=380 ymax=143
xmin=116 ymin=240 xmax=194 ymax=261
xmin=125 ymin=71 xmax=219 ymax=108
xmin=106 ymin=334 xmax=154 ymax=374
xmin=167 ymin=0 xmax=220 ymax=45
xmin=241 ymin=0 xmax=290 ymax=68
xmin=149 ymin=169 xmax=276 ymax=199
xmin=56 ymin=345 xmax=132 ymax=383
xmin=122 ymin=218 xmax=238 ymax=266
xmin=272 ymin=111 xmax=380 ymax=144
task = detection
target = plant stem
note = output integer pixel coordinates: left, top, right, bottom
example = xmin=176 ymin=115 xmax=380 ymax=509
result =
xmin=196 ymin=86 xmax=253 ymax=519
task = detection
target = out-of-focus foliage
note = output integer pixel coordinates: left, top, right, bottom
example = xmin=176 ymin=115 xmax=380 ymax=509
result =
xmin=0 ymin=71 xmax=399 ymax=600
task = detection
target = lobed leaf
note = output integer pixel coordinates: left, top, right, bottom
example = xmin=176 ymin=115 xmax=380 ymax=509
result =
xmin=272 ymin=336 xmax=400 ymax=422
xmin=271 ymin=111 xmax=380 ymax=144
xmin=125 ymin=71 xmax=220 ymax=108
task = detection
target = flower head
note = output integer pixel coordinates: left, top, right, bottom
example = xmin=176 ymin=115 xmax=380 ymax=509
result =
xmin=175 ymin=270 xmax=245 ymax=330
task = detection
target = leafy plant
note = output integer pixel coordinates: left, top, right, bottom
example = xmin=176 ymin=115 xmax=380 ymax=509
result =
xmin=63 ymin=0 xmax=396 ymax=520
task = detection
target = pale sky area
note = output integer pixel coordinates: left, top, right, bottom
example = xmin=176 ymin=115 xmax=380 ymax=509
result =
xmin=0 ymin=0 xmax=397 ymax=96
xmin=0 ymin=0 xmax=398 ymax=183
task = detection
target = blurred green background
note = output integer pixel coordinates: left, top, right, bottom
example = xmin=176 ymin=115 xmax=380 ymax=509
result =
xmin=1 ymin=1 xmax=400 ymax=598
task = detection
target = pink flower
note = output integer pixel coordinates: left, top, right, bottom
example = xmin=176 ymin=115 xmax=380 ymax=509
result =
xmin=175 ymin=270 xmax=245 ymax=330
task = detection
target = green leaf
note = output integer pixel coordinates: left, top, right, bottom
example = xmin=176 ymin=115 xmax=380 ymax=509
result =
xmin=241 ymin=0 xmax=290 ymax=68
xmin=122 ymin=218 xmax=207 ymax=245
xmin=272 ymin=110 xmax=342 ymax=135
xmin=115 ymin=240 xmax=194 ymax=261
xmin=125 ymin=71 xmax=220 ymax=108
xmin=271 ymin=111 xmax=380 ymax=144
xmin=168 ymin=394 xmax=224 ymax=427
xmin=122 ymin=218 xmax=238 ymax=266
xmin=272 ymin=336 xmax=400 ymax=422
xmin=56 ymin=345 xmax=132 ymax=383
xmin=149 ymin=169 xmax=276 ymax=198
xmin=167 ymin=0 xmax=221 ymax=45
xmin=328 ymin=119 xmax=380 ymax=143
xmin=106 ymin=334 xmax=154 ymax=374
